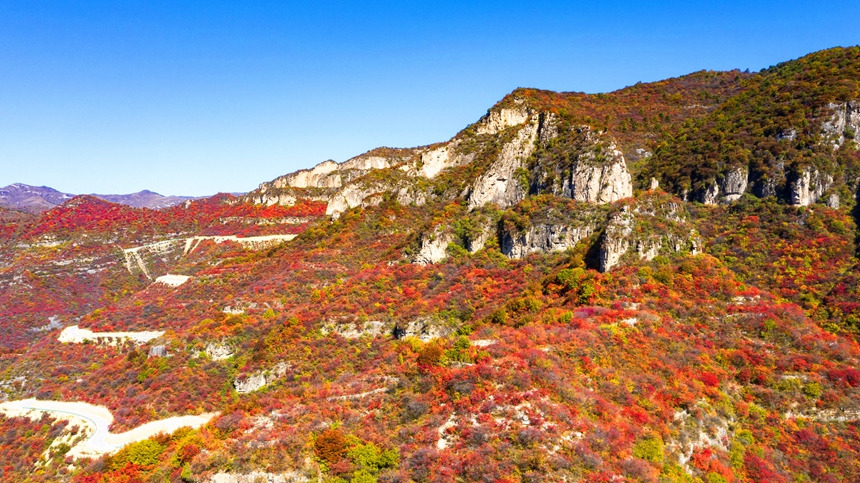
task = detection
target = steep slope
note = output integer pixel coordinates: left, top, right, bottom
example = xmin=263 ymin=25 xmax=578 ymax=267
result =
xmin=644 ymin=47 xmax=860 ymax=206
xmin=3 ymin=48 xmax=860 ymax=483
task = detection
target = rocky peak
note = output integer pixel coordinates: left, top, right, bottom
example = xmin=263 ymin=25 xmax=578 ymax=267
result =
xmin=475 ymin=98 xmax=534 ymax=136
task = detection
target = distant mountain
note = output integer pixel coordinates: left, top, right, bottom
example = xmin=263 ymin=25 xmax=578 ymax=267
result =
xmin=92 ymin=189 xmax=198 ymax=209
xmin=0 ymin=183 xmax=198 ymax=212
xmin=0 ymin=183 xmax=73 ymax=213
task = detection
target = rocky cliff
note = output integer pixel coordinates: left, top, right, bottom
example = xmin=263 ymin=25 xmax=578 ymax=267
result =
xmin=246 ymin=95 xmax=635 ymax=223
xmin=598 ymin=193 xmax=701 ymax=272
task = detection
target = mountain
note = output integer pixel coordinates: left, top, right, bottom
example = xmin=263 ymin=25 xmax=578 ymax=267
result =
xmin=0 ymin=183 xmax=199 ymax=212
xmin=91 ymin=189 xmax=199 ymax=210
xmin=0 ymin=183 xmax=74 ymax=212
xmin=1 ymin=47 xmax=860 ymax=483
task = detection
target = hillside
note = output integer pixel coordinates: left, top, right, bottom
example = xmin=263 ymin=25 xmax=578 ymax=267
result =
xmin=1 ymin=47 xmax=860 ymax=483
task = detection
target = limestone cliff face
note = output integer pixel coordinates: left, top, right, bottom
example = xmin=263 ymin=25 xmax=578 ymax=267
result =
xmin=529 ymin=124 xmax=633 ymax=205
xmin=247 ymin=149 xmax=416 ymax=208
xmin=247 ymin=93 xmax=635 ymax=224
xmin=789 ymin=166 xmax=833 ymax=206
xmin=598 ymin=195 xmax=701 ymax=272
xmin=567 ymin=134 xmax=633 ymax=203
xmin=822 ymin=101 xmax=860 ymax=149
xmin=499 ymin=198 xmax=607 ymax=259
xmin=501 ymin=223 xmax=596 ymax=259
xmin=475 ymin=100 xmax=533 ymax=136
xmin=233 ymin=362 xmax=288 ymax=394
xmin=466 ymin=120 xmax=540 ymax=210
xmin=700 ymin=167 xmax=750 ymax=205
xmin=414 ymin=226 xmax=455 ymax=266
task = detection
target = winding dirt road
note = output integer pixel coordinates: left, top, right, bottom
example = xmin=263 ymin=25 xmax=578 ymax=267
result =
xmin=0 ymin=398 xmax=216 ymax=458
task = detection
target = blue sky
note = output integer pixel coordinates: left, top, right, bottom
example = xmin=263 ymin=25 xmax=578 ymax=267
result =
xmin=1 ymin=1 xmax=859 ymax=196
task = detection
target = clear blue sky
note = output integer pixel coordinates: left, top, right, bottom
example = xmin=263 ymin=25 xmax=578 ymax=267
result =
xmin=1 ymin=1 xmax=858 ymax=196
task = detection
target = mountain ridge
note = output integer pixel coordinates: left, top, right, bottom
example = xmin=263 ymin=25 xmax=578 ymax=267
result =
xmin=1 ymin=46 xmax=860 ymax=483
xmin=0 ymin=183 xmax=201 ymax=213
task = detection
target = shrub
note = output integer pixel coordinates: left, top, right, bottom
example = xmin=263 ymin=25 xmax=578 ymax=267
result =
xmin=315 ymin=428 xmax=348 ymax=465
xmin=109 ymin=439 xmax=164 ymax=469
xmin=632 ymin=435 xmax=664 ymax=463
xmin=417 ymin=344 xmax=443 ymax=366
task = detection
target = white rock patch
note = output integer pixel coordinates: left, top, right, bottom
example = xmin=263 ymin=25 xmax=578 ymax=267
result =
xmin=155 ymin=274 xmax=190 ymax=287
xmin=58 ymin=325 xmax=164 ymax=345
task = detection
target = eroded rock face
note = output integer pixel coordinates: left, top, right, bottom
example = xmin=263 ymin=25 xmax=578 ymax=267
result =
xmin=721 ymin=167 xmax=749 ymax=202
xmin=790 ymin=166 xmax=833 ymax=206
xmin=598 ymin=197 xmax=701 ymax=272
xmin=321 ymin=320 xmax=388 ymax=339
xmin=599 ymin=208 xmax=635 ymax=272
xmin=205 ymin=342 xmax=234 ymax=361
xmin=414 ymin=227 xmax=455 ymax=265
xmin=530 ymin=124 xmax=633 ymax=205
xmin=475 ymin=102 xmax=533 ymax=136
xmin=502 ymin=222 xmax=596 ymax=259
xmin=325 ymin=184 xmax=377 ymax=217
xmin=234 ymin=362 xmax=288 ymax=394
xmin=822 ymin=101 xmax=860 ymax=149
xmin=567 ymin=137 xmax=633 ymax=203
xmin=273 ymin=160 xmax=341 ymax=189
xmin=393 ymin=316 xmax=454 ymax=342
xmin=701 ymin=167 xmax=748 ymax=205
xmin=467 ymin=120 xmax=540 ymax=210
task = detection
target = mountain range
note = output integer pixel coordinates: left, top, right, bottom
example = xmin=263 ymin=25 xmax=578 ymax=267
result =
xmin=0 ymin=183 xmax=199 ymax=212
xmin=0 ymin=46 xmax=860 ymax=483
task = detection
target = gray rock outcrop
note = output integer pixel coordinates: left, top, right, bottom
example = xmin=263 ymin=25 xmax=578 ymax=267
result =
xmin=566 ymin=136 xmax=633 ymax=203
xmin=467 ymin=120 xmax=540 ymax=210
xmin=475 ymin=100 xmax=533 ymax=135
xmin=701 ymin=167 xmax=749 ymax=205
xmin=321 ymin=320 xmax=388 ymax=339
xmin=414 ymin=226 xmax=455 ymax=265
xmin=502 ymin=222 xmax=596 ymax=259
xmin=205 ymin=342 xmax=234 ymax=361
xmin=598 ymin=197 xmax=701 ymax=272
xmin=234 ymin=362 xmax=289 ymax=394
xmin=789 ymin=166 xmax=833 ymax=206
xmin=148 ymin=345 xmax=168 ymax=358
xmin=821 ymin=101 xmax=860 ymax=149
xmin=393 ymin=316 xmax=455 ymax=342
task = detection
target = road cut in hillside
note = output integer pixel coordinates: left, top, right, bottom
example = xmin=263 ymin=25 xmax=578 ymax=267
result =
xmin=121 ymin=234 xmax=298 ymax=279
xmin=182 ymin=234 xmax=297 ymax=254
xmin=58 ymin=325 xmax=165 ymax=344
xmin=0 ymin=398 xmax=216 ymax=458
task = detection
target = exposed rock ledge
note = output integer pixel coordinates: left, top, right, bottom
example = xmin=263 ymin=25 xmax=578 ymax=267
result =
xmin=822 ymin=100 xmax=860 ymax=149
xmin=414 ymin=226 xmax=456 ymax=265
xmin=598 ymin=196 xmax=701 ymax=272
xmin=234 ymin=362 xmax=289 ymax=394
xmin=789 ymin=166 xmax=833 ymax=207
xmin=58 ymin=325 xmax=164 ymax=345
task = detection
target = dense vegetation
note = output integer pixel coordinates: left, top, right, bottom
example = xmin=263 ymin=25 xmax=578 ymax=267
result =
xmin=1 ymin=47 xmax=860 ymax=483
